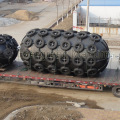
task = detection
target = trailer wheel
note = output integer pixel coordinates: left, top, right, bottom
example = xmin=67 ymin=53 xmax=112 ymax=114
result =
xmin=59 ymin=54 xmax=70 ymax=65
xmin=38 ymin=29 xmax=48 ymax=37
xmin=86 ymin=57 xmax=96 ymax=66
xmin=77 ymin=32 xmax=88 ymax=39
xmin=90 ymin=33 xmax=101 ymax=42
xmin=74 ymin=42 xmax=84 ymax=52
xmin=60 ymin=41 xmax=71 ymax=51
xmin=0 ymin=36 xmax=6 ymax=44
xmin=23 ymin=37 xmax=33 ymax=47
xmin=87 ymin=44 xmax=97 ymax=54
xmin=33 ymin=52 xmax=44 ymax=62
xmin=60 ymin=66 xmax=70 ymax=75
xmin=47 ymin=65 xmax=56 ymax=73
xmin=46 ymin=53 xmax=56 ymax=63
xmin=51 ymin=30 xmax=61 ymax=38
xmin=34 ymin=38 xmax=45 ymax=48
xmin=64 ymin=31 xmax=74 ymax=38
xmin=26 ymin=29 xmax=36 ymax=37
xmin=34 ymin=63 xmax=44 ymax=72
xmin=47 ymin=39 xmax=58 ymax=50
xmin=112 ymin=86 xmax=120 ymax=98
xmin=73 ymin=56 xmax=83 ymax=66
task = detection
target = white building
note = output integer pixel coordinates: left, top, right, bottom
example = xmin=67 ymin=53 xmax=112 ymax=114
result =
xmin=73 ymin=0 xmax=120 ymax=35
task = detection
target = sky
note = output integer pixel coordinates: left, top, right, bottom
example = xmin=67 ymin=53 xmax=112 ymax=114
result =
xmin=79 ymin=0 xmax=120 ymax=6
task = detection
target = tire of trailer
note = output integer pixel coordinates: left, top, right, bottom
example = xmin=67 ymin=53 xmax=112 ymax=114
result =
xmin=23 ymin=37 xmax=33 ymax=47
xmin=34 ymin=37 xmax=45 ymax=48
xmin=60 ymin=66 xmax=70 ymax=75
xmin=34 ymin=63 xmax=44 ymax=72
xmin=60 ymin=40 xmax=71 ymax=51
xmin=0 ymin=36 xmax=6 ymax=44
xmin=112 ymin=86 xmax=120 ymax=98
xmin=74 ymin=42 xmax=84 ymax=52
xmin=47 ymin=39 xmax=58 ymax=50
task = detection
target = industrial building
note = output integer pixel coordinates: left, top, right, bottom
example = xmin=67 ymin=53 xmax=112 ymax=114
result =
xmin=73 ymin=0 xmax=120 ymax=35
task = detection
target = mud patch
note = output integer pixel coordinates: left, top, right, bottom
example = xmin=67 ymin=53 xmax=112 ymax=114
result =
xmin=0 ymin=83 xmax=102 ymax=120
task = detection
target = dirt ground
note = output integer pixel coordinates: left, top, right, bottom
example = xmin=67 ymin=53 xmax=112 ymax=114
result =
xmin=0 ymin=83 xmax=119 ymax=120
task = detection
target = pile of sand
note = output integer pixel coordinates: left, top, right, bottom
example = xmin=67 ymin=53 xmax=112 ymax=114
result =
xmin=5 ymin=10 xmax=39 ymax=21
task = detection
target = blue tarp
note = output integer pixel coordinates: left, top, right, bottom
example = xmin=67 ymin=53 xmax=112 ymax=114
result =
xmin=79 ymin=0 xmax=120 ymax=6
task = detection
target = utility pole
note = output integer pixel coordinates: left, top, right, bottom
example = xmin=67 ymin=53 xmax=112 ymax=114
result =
xmin=86 ymin=0 xmax=90 ymax=31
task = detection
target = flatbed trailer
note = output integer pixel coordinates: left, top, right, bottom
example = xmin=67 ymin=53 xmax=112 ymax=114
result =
xmin=0 ymin=55 xmax=120 ymax=98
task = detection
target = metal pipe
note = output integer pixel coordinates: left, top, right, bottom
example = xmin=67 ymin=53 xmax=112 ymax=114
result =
xmin=86 ymin=0 xmax=90 ymax=31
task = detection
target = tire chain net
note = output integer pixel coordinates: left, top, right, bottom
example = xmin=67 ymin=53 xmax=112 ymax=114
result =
xmin=20 ymin=28 xmax=109 ymax=77
xmin=0 ymin=34 xmax=18 ymax=68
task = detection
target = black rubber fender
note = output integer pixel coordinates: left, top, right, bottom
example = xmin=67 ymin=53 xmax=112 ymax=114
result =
xmin=74 ymin=42 xmax=84 ymax=52
xmin=90 ymin=33 xmax=101 ymax=42
xmin=23 ymin=37 xmax=33 ymax=47
xmin=0 ymin=36 xmax=6 ymax=44
xmin=77 ymin=31 xmax=88 ymax=39
xmin=21 ymin=49 xmax=31 ymax=60
xmin=46 ymin=53 xmax=56 ymax=63
xmin=87 ymin=68 xmax=98 ymax=76
xmin=87 ymin=44 xmax=97 ymax=54
xmin=86 ymin=57 xmax=96 ymax=67
xmin=33 ymin=52 xmax=44 ymax=62
xmin=26 ymin=29 xmax=36 ymax=37
xmin=51 ymin=30 xmax=61 ymax=38
xmin=38 ymin=29 xmax=48 ymax=37
xmin=47 ymin=65 xmax=56 ymax=73
xmin=63 ymin=31 xmax=74 ymax=38
xmin=3 ymin=48 xmax=14 ymax=59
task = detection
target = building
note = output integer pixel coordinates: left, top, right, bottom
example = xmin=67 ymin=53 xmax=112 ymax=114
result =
xmin=73 ymin=0 xmax=120 ymax=35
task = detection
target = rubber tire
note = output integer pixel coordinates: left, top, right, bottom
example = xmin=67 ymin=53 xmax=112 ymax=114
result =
xmin=63 ymin=31 xmax=74 ymax=38
xmin=46 ymin=53 xmax=56 ymax=63
xmin=74 ymin=68 xmax=84 ymax=76
xmin=34 ymin=63 xmax=44 ymax=72
xmin=72 ymin=56 xmax=84 ymax=66
xmin=54 ymin=29 xmax=64 ymax=32
xmin=74 ymin=42 xmax=84 ymax=52
xmin=23 ymin=37 xmax=33 ymax=47
xmin=87 ymin=68 xmax=97 ymax=76
xmin=23 ymin=60 xmax=30 ymax=66
xmin=3 ymin=34 xmax=12 ymax=40
xmin=3 ymin=48 xmax=13 ymax=59
xmin=112 ymin=86 xmax=120 ymax=98
xmin=60 ymin=41 xmax=71 ymax=51
xmin=86 ymin=57 xmax=96 ymax=67
xmin=47 ymin=39 xmax=58 ymax=50
xmin=26 ymin=29 xmax=36 ymax=37
xmin=87 ymin=44 xmax=97 ymax=54
xmin=77 ymin=32 xmax=88 ymax=39
xmin=21 ymin=49 xmax=31 ymax=60
xmin=33 ymin=52 xmax=44 ymax=62
xmin=47 ymin=65 xmax=56 ymax=73
xmin=60 ymin=66 xmax=70 ymax=75
xmin=0 ymin=36 xmax=6 ymax=44
xmin=59 ymin=54 xmax=70 ymax=65
xmin=51 ymin=30 xmax=61 ymax=38
xmin=38 ymin=29 xmax=48 ymax=37
xmin=90 ymin=33 xmax=101 ymax=42
xmin=34 ymin=37 xmax=45 ymax=48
